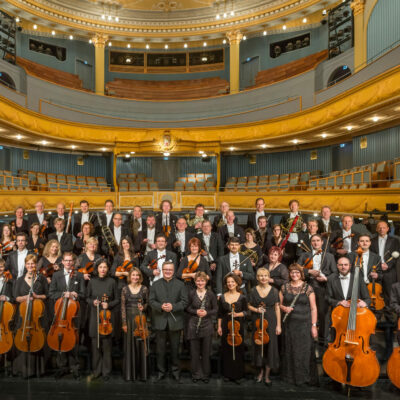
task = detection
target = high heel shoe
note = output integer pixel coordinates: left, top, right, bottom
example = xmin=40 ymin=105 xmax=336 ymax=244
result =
xmin=255 ymin=370 xmax=263 ymax=383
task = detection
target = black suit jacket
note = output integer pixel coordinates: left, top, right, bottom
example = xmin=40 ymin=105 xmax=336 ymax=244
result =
xmin=166 ymin=231 xmax=194 ymax=258
xmin=215 ymin=253 xmax=254 ymax=295
xmin=296 ymin=232 xmax=327 ymax=258
xmin=217 ymin=224 xmax=245 ymax=248
xmin=348 ymin=250 xmax=382 ymax=282
xmin=48 ymin=232 xmax=73 ymax=252
xmin=318 ymin=218 xmax=341 ymax=234
xmin=297 ymin=251 xmax=337 ymax=287
xmin=100 ymin=226 xmax=131 ymax=255
xmin=5 ymin=249 xmax=35 ymax=280
xmin=331 ymin=229 xmax=360 ymax=256
xmin=370 ymin=235 xmax=400 ymax=269
xmin=196 ymin=232 xmax=225 ymax=262
xmin=49 ymin=269 xmax=86 ymax=300
xmin=155 ymin=213 xmax=178 ymax=235
xmin=326 ymin=272 xmax=371 ymax=307
xmin=246 ymin=212 xmax=272 ymax=231
xmin=49 ymin=213 xmax=69 ymax=233
xmin=72 ymin=212 xmax=97 ymax=238
xmin=100 ymin=212 xmax=115 ymax=230
xmin=140 ymin=249 xmax=177 ymax=280
xmin=28 ymin=213 xmax=47 ymax=227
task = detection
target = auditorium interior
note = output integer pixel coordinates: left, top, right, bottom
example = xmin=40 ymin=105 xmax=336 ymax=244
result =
xmin=0 ymin=0 xmax=399 ymax=398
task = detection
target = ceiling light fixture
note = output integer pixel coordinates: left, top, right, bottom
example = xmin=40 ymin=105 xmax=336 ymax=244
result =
xmin=127 ymin=43 xmax=131 ymax=48
xmin=263 ymin=31 xmax=267 ymax=36
xmin=371 ymin=116 xmax=380 ymax=122
xmin=302 ymin=18 xmax=307 ymax=23
xmin=15 ymin=17 xmax=20 ymax=23
xmin=71 ymin=145 xmax=76 ymax=149
xmin=202 ymin=153 xmax=208 ymax=158
xmin=89 ymin=39 xmax=92 ymax=44
xmin=108 ymin=42 xmax=112 ymax=47
xmin=346 ymin=125 xmax=353 ymax=131
xmin=130 ymin=151 xmax=135 ymax=154
xmin=101 ymin=15 xmax=105 ymax=20
xmin=101 ymin=147 xmax=107 ymax=152
xmin=230 ymin=11 xmax=235 ymax=16
xmin=146 ymin=44 xmax=150 ymax=49
xmin=163 ymin=152 xmax=170 ymax=157
xmin=16 ymin=134 xmax=22 ymax=140
xmin=164 ymin=44 xmax=168 ymax=49
xmin=184 ymin=43 xmax=188 ymax=48
xmin=69 ymin=35 xmax=73 ymax=40
xmin=321 ymin=133 xmax=328 ymax=138
xmin=261 ymin=144 xmax=267 ymax=148
xmin=33 ymin=24 xmax=37 ymax=30
xmin=41 ymin=140 xmax=47 ymax=145
xmin=203 ymin=42 xmax=207 ymax=47
xmin=115 ymin=17 xmax=119 ymax=22
xmin=216 ymin=14 xmax=220 ymax=20
xmin=243 ymin=35 xmax=247 ymax=40
xmin=229 ymin=147 xmax=235 ymax=151
xmin=223 ymin=39 xmax=227 ymax=44
xmin=51 ymin=30 xmax=55 ymax=36
xmin=107 ymin=15 xmax=112 ymax=21
xmin=292 ymin=139 xmax=298 ymax=144
xmin=199 ymin=150 xmax=204 ymax=154
xmin=125 ymin=154 xmax=130 ymax=158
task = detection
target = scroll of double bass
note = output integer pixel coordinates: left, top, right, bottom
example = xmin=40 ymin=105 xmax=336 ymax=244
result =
xmin=0 ymin=275 xmax=15 ymax=354
xmin=322 ymin=248 xmax=380 ymax=387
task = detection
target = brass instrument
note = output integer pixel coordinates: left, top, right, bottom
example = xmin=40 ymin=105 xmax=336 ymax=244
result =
xmin=239 ymin=247 xmax=258 ymax=266
xmin=280 ymin=214 xmax=304 ymax=234
xmin=217 ymin=214 xmax=227 ymax=228
xmin=96 ymin=212 xmax=116 ymax=255
xmin=185 ymin=214 xmax=204 ymax=234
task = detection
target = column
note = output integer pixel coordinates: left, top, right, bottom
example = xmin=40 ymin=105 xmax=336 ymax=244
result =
xmin=112 ymin=151 xmax=117 ymax=192
xmin=216 ymin=152 xmax=221 ymax=191
xmin=92 ymin=34 xmax=108 ymax=95
xmin=226 ymin=30 xmax=243 ymax=94
xmin=350 ymin=0 xmax=366 ymax=72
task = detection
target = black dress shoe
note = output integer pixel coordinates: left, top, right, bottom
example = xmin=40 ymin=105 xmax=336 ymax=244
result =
xmin=265 ymin=380 xmax=272 ymax=387
xmin=202 ymin=378 xmax=209 ymax=384
xmin=72 ymin=371 xmax=81 ymax=380
xmin=172 ymin=373 xmax=182 ymax=384
xmin=102 ymin=375 xmax=110 ymax=382
xmin=54 ymin=370 xmax=65 ymax=380
xmin=154 ymin=373 xmax=165 ymax=382
xmin=192 ymin=378 xmax=199 ymax=383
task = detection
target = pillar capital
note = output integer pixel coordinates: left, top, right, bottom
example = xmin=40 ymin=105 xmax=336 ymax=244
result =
xmin=226 ymin=30 xmax=243 ymax=46
xmin=350 ymin=0 xmax=365 ymax=16
xmin=91 ymin=33 xmax=109 ymax=48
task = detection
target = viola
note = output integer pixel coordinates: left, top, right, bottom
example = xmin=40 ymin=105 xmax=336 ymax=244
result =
xmin=182 ymin=253 xmax=201 ymax=282
xmin=98 ymin=294 xmax=113 ymax=336
xmin=78 ymin=261 xmax=94 ymax=275
xmin=331 ymin=233 xmax=355 ymax=250
xmin=163 ymin=225 xmax=171 ymax=238
xmin=367 ymin=265 xmax=384 ymax=311
xmin=0 ymin=274 xmax=15 ymax=355
xmin=302 ymin=249 xmax=322 ymax=269
xmin=47 ymin=270 xmax=80 ymax=352
xmin=116 ymin=260 xmax=134 ymax=279
xmin=322 ymin=247 xmax=380 ymax=387
xmin=387 ymin=318 xmax=400 ymax=389
xmin=39 ymin=263 xmax=57 ymax=278
xmin=14 ymin=274 xmax=46 ymax=353
xmin=254 ymin=302 xmax=269 ymax=355
xmin=227 ymin=303 xmax=242 ymax=361
xmin=149 ymin=254 xmax=166 ymax=270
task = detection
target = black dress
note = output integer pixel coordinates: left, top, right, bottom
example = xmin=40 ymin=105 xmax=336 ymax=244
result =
xmin=27 ymin=236 xmax=45 ymax=255
xmin=12 ymin=274 xmax=48 ymax=378
xmin=218 ymin=294 xmax=247 ymax=380
xmin=121 ymin=285 xmax=149 ymax=381
xmin=264 ymin=263 xmax=289 ymax=291
xmin=280 ymin=283 xmax=318 ymax=385
xmin=177 ymin=256 xmax=211 ymax=289
xmin=249 ymin=286 xmax=280 ymax=369
xmin=240 ymin=243 xmax=263 ymax=269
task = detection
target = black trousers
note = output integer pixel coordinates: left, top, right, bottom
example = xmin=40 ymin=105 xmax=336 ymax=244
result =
xmin=155 ymin=329 xmax=181 ymax=375
xmin=313 ymin=284 xmax=329 ymax=345
xmin=382 ymin=269 xmax=397 ymax=321
xmin=56 ymin=345 xmax=79 ymax=373
xmin=91 ymin=336 xmax=112 ymax=377
xmin=189 ymin=335 xmax=212 ymax=379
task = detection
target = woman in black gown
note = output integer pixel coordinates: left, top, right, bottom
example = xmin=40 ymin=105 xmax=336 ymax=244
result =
xmin=217 ymin=272 xmax=247 ymax=383
xmin=186 ymin=271 xmax=218 ymax=383
xmin=279 ymin=263 xmax=318 ymax=386
xmin=0 ymin=224 xmax=16 ymax=261
xmin=27 ymin=223 xmax=45 ymax=256
xmin=248 ymin=267 xmax=281 ymax=385
xmin=13 ymin=254 xmax=48 ymax=378
xmin=73 ymin=222 xmax=95 ymax=256
xmin=240 ymin=228 xmax=263 ymax=270
xmin=121 ymin=267 xmax=149 ymax=381
xmin=263 ymin=246 xmax=289 ymax=291
xmin=11 ymin=206 xmax=29 ymax=235
xmin=264 ymin=225 xmax=293 ymax=266
xmin=37 ymin=240 xmax=62 ymax=284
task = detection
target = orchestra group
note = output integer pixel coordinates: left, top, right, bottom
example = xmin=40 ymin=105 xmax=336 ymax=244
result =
xmin=0 ymin=197 xmax=400 ymax=389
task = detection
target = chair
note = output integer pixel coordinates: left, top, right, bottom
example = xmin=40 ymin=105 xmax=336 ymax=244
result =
xmin=67 ymin=175 xmax=77 ymax=184
xmin=129 ymin=182 xmax=139 ymax=191
xmin=47 ymin=173 xmax=56 ymax=183
xmin=185 ymin=182 xmax=195 ymax=191
xmin=119 ymin=182 xmax=128 ymax=191
xmin=77 ymin=176 xmax=87 ymax=185
xmin=178 ymin=177 xmax=187 ymax=182
xmin=139 ymin=182 xmax=149 ymax=191
xmin=195 ymin=182 xmax=205 ymax=191
xmin=149 ymin=182 xmax=159 ymax=191
xmin=175 ymin=181 xmax=185 ymax=191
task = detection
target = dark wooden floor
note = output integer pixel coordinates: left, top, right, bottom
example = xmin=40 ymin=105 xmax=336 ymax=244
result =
xmin=1 ymin=375 xmax=399 ymax=400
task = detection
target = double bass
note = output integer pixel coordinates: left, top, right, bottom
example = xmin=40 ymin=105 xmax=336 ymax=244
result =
xmin=47 ymin=269 xmax=80 ymax=352
xmin=0 ymin=274 xmax=15 ymax=354
xmin=387 ymin=318 xmax=400 ymax=389
xmin=14 ymin=273 xmax=46 ymax=353
xmin=322 ymin=248 xmax=380 ymax=387
xmin=367 ymin=265 xmax=384 ymax=311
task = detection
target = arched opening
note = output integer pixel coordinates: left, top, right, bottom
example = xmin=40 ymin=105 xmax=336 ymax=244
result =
xmin=327 ymin=65 xmax=351 ymax=87
xmin=0 ymin=72 xmax=16 ymax=90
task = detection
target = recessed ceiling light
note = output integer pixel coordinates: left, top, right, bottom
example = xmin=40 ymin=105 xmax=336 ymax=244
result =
xmin=41 ymin=140 xmax=48 ymax=145
xmin=115 ymin=17 xmax=119 ymax=22
xmin=69 ymin=35 xmax=73 ymax=40
xmin=184 ymin=43 xmax=188 ymax=48
xmin=163 ymin=152 xmax=170 ymax=156
xmin=101 ymin=15 xmax=105 ymax=20
xmin=321 ymin=133 xmax=328 ymax=138
xmin=130 ymin=151 xmax=135 ymax=154
xmin=346 ymin=125 xmax=353 ymax=131
xmin=243 ymin=36 xmax=247 ymax=40
xmin=263 ymin=31 xmax=267 ymax=36
xmin=202 ymin=153 xmax=208 ymax=158
xmin=107 ymin=15 xmax=112 ymax=21
xmin=302 ymin=18 xmax=307 ymax=23
xmin=48 ymin=211 xmax=52 ymax=215
xmin=127 ymin=43 xmax=131 ymax=48
xmin=216 ymin=14 xmax=220 ymax=20
xmin=108 ymin=42 xmax=112 ymax=47
xmin=199 ymin=150 xmax=204 ymax=154
xmin=15 ymin=17 xmax=20 ymax=23
xmin=313 ymin=213 xmax=318 ymax=217
xmin=203 ymin=42 xmax=207 ymax=47
xmin=371 ymin=116 xmax=380 ymax=122
xmin=51 ymin=30 xmax=55 ymax=36
xmin=89 ymin=39 xmax=92 ymax=44
xmin=229 ymin=147 xmax=235 ymax=151
xmin=223 ymin=39 xmax=227 ymax=44
xmin=125 ymin=154 xmax=130 ymax=158
xmin=261 ymin=144 xmax=267 ymax=148
xmin=283 ymin=25 xmax=287 ymax=30
xmin=164 ymin=44 xmax=168 ymax=49
xmin=292 ymin=139 xmax=298 ymax=144
xmin=71 ymin=145 xmax=76 ymax=149
xmin=101 ymin=147 xmax=107 ymax=152
xmin=33 ymin=24 xmax=37 ymax=30
xmin=145 ymin=44 xmax=149 ymax=49
xmin=223 ymin=13 xmax=227 ymax=18
xmin=230 ymin=11 xmax=234 ymax=16
xmin=15 ymin=134 xmax=22 ymax=140
xmin=322 ymin=9 xmax=327 ymax=16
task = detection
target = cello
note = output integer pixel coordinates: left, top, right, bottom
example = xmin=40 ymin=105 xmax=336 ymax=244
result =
xmin=367 ymin=265 xmax=384 ymax=311
xmin=253 ymin=302 xmax=269 ymax=358
xmin=47 ymin=269 xmax=80 ymax=352
xmin=387 ymin=318 xmax=400 ymax=389
xmin=14 ymin=273 xmax=46 ymax=353
xmin=322 ymin=248 xmax=380 ymax=387
xmin=0 ymin=274 xmax=15 ymax=355
xmin=227 ymin=303 xmax=242 ymax=361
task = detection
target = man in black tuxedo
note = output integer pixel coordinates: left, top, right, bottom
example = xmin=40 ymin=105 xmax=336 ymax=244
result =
xmin=348 ymin=234 xmax=382 ymax=287
xmin=255 ymin=216 xmax=269 ymax=255
xmin=49 ymin=252 xmax=86 ymax=379
xmin=73 ymin=200 xmax=96 ymax=238
xmin=136 ymin=214 xmax=157 ymax=255
xmin=49 ymin=202 xmax=69 ymax=233
xmin=149 ymin=261 xmax=188 ymax=382
xmin=298 ymin=234 xmax=337 ymax=346
xmin=296 ymin=219 xmax=321 ymax=258
xmin=140 ymin=234 xmax=177 ymax=286
xmin=167 ymin=217 xmax=194 ymax=262
xmin=28 ymin=201 xmax=50 ymax=238
xmin=5 ymin=232 xmax=33 ymax=280
xmin=217 ymin=210 xmax=245 ymax=249
xmin=326 ymin=256 xmax=371 ymax=308
xmin=370 ymin=220 xmax=400 ymax=321
xmin=48 ymin=218 xmax=73 ymax=252
xmin=318 ymin=206 xmax=341 ymax=234
xmin=247 ymin=197 xmax=272 ymax=232
xmin=155 ymin=200 xmax=178 ymax=236
xmin=212 ymin=201 xmax=229 ymax=232
xmin=130 ymin=205 xmax=145 ymax=245
xmin=215 ymin=237 xmax=254 ymax=296
xmin=331 ymin=215 xmax=360 ymax=259
xmin=99 ymin=199 xmax=115 ymax=231
xmin=100 ymin=213 xmax=130 ymax=257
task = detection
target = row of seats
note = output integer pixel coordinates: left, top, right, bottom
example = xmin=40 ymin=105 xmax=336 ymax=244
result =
xmin=118 ymin=173 xmax=155 ymax=183
xmin=119 ymin=181 xmax=159 ymax=192
xmin=17 ymin=57 xmax=84 ymax=90
xmin=251 ymin=50 xmax=329 ymax=88
xmin=174 ymin=173 xmax=216 ymax=191
xmin=177 ymin=173 xmax=215 ymax=183
xmin=105 ymin=77 xmax=229 ymax=100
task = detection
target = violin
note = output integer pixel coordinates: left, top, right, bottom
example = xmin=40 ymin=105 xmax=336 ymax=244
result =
xmin=367 ymin=265 xmax=384 ymax=311
xmin=149 ymin=254 xmax=166 ymax=270
xmin=47 ymin=269 xmax=80 ymax=352
xmin=78 ymin=261 xmax=94 ymax=275
xmin=98 ymin=294 xmax=113 ymax=336
xmin=227 ymin=303 xmax=242 ymax=361
xmin=302 ymin=249 xmax=322 ymax=269
xmin=322 ymin=247 xmax=380 ymax=387
xmin=14 ymin=273 xmax=46 ymax=353
xmin=387 ymin=318 xmax=400 ymax=389
xmin=331 ymin=233 xmax=355 ymax=250
xmin=254 ymin=302 xmax=269 ymax=353
xmin=182 ymin=253 xmax=201 ymax=282
xmin=0 ymin=241 xmax=14 ymax=256
xmin=39 ymin=223 xmax=47 ymax=239
xmin=163 ymin=225 xmax=171 ymax=238
xmin=134 ymin=299 xmax=149 ymax=344
xmin=116 ymin=260 xmax=134 ymax=279
xmin=0 ymin=274 xmax=15 ymax=355
xmin=39 ymin=263 xmax=57 ymax=279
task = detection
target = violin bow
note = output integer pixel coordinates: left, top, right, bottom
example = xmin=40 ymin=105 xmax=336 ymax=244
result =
xmin=320 ymin=233 xmax=331 ymax=269
xmin=96 ymin=296 xmax=100 ymax=349
xmin=231 ymin=303 xmax=235 ymax=361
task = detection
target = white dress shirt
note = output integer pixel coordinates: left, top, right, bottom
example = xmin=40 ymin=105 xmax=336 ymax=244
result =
xmin=361 ymin=251 xmax=370 ymax=283
xmin=312 ymin=249 xmax=325 ymax=277
xmin=56 ymin=232 xmax=63 ymax=242
xmin=146 ymin=228 xmax=156 ymax=254
xmin=17 ymin=248 xmax=28 ymax=278
xmin=37 ymin=213 xmax=44 ymax=225
xmin=288 ymin=212 xmax=299 ymax=243
xmin=255 ymin=211 xmax=265 ymax=229
xmin=81 ymin=212 xmax=90 ymax=224
xmin=152 ymin=249 xmax=166 ymax=285
xmin=114 ymin=226 xmax=122 ymax=245
xmin=0 ymin=277 xmax=8 ymax=300
xmin=105 ymin=212 xmax=113 ymax=227
xmin=227 ymin=223 xmax=235 ymax=238
xmin=378 ymin=235 xmax=387 ymax=261
xmin=175 ymin=231 xmax=186 ymax=253
xmin=229 ymin=252 xmax=240 ymax=270
xmin=162 ymin=213 xmax=170 ymax=226
xmin=203 ymin=234 xmax=213 ymax=261
xmin=339 ymin=273 xmax=351 ymax=298
xmin=57 ymin=214 xmax=65 ymax=220
xmin=322 ymin=219 xmax=330 ymax=232
xmin=342 ymin=229 xmax=352 ymax=252
xmin=65 ymin=271 xmax=70 ymax=287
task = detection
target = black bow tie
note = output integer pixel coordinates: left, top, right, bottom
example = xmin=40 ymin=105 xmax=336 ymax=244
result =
xmin=339 ymin=275 xmax=349 ymax=280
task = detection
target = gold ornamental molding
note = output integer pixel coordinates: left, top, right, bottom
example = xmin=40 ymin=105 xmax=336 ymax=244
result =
xmin=226 ymin=30 xmax=243 ymax=46
xmin=350 ymin=0 xmax=366 ymax=17
xmin=91 ymin=34 xmax=109 ymax=48
xmin=6 ymin=0 xmax=328 ymax=38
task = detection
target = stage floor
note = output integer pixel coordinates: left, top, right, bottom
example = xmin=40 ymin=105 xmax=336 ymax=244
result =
xmin=1 ymin=375 xmax=399 ymax=400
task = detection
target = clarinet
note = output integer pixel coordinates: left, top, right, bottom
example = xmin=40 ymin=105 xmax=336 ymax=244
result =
xmin=196 ymin=293 xmax=207 ymax=335
xmin=282 ymin=283 xmax=305 ymax=323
